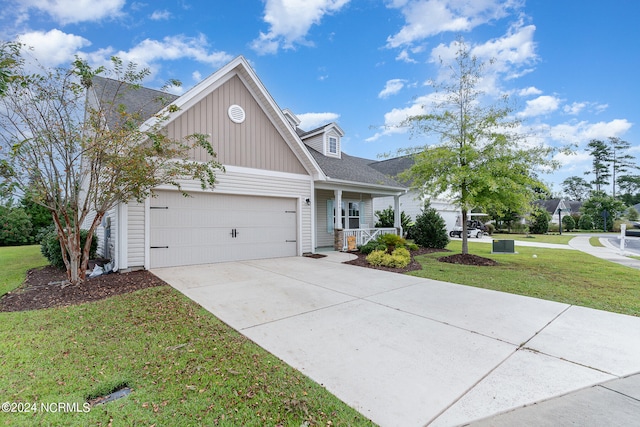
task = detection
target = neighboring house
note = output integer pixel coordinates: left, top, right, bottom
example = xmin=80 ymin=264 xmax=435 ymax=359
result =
xmin=535 ymin=199 xmax=573 ymax=224
xmin=367 ymin=155 xmax=461 ymax=232
xmin=84 ymin=56 xmax=405 ymax=270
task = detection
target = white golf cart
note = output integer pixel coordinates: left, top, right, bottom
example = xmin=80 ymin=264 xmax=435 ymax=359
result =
xmin=449 ymin=213 xmax=488 ymax=239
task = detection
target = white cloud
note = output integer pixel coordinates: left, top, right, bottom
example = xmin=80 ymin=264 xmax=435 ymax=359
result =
xmin=553 ymin=151 xmax=591 ymax=169
xmin=251 ymin=0 xmax=351 ymax=54
xmin=518 ymin=95 xmax=561 ymax=118
xmin=546 ymin=119 xmax=633 ymax=146
xmin=366 ymin=94 xmax=436 ymax=141
xmin=17 ymin=29 xmax=91 ymax=67
xmin=21 ymin=0 xmax=125 ymax=25
xmin=192 ymin=71 xmax=202 ymax=82
xmin=396 ymin=49 xmax=417 ymax=63
xmin=117 ymin=34 xmax=231 ymax=67
xmin=17 ymin=29 xmax=232 ymax=83
xmin=379 ymin=79 xmax=407 ymax=99
xmin=563 ymin=102 xmax=587 ymax=115
xmin=472 ymin=23 xmax=538 ymax=73
xmin=297 ymin=112 xmax=340 ymax=130
xmin=519 ymin=86 xmax=542 ymax=96
xmin=386 ymin=0 xmax=522 ymax=48
xmin=426 ymin=23 xmax=538 ymax=96
xmin=150 ymin=10 xmax=171 ymax=21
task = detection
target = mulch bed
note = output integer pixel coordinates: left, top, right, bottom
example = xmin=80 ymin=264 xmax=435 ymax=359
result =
xmin=438 ymin=253 xmax=498 ymax=266
xmin=345 ymin=247 xmax=498 ymax=272
xmin=0 ymin=265 xmax=167 ymax=313
xmin=344 ymin=247 xmax=451 ymax=273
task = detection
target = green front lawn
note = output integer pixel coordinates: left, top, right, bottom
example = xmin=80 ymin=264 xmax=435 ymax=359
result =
xmin=0 ymin=249 xmax=372 ymax=426
xmin=491 ymin=233 xmax=574 ymax=245
xmin=0 ymin=245 xmax=48 ymax=297
xmin=410 ymin=241 xmax=640 ymax=317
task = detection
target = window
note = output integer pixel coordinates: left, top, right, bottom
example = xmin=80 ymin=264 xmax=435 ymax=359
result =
xmin=347 ymin=202 xmax=360 ymax=229
xmin=328 ymin=136 xmax=337 ymax=154
xmin=327 ymin=200 xmax=363 ymax=232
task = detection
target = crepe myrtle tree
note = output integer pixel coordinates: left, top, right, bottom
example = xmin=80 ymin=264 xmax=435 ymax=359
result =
xmin=0 ymin=47 xmax=223 ymax=285
xmin=401 ymin=39 xmax=559 ymax=255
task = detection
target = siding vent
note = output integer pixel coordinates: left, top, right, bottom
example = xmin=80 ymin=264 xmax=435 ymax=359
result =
xmin=228 ymin=104 xmax=246 ymax=124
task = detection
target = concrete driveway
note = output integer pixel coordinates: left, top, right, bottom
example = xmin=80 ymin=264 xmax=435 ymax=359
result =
xmin=152 ymin=254 xmax=640 ymax=426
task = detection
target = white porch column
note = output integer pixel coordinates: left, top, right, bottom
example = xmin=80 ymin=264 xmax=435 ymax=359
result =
xmin=393 ymin=195 xmax=402 ymax=235
xmin=334 ymin=189 xmax=343 ymax=230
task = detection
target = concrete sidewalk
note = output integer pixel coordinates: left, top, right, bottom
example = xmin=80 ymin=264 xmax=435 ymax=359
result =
xmin=153 ymin=256 xmax=640 ymax=426
xmin=569 ymin=235 xmax=640 ymax=270
xmin=469 ymin=373 xmax=640 ymax=426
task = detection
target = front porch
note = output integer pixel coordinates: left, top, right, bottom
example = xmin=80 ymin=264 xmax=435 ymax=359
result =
xmin=341 ymin=227 xmax=398 ymax=251
xmin=314 ymin=186 xmax=405 ymax=253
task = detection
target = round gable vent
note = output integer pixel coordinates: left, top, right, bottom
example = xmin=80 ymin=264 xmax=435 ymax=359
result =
xmin=228 ymin=104 xmax=246 ymax=124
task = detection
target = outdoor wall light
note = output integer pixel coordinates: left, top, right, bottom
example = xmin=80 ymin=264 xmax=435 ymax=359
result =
xmin=305 ymin=198 xmax=311 ymax=206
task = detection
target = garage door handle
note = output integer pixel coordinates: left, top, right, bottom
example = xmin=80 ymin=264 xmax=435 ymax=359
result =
xmin=231 ymin=229 xmax=239 ymax=238
xmin=285 ymin=240 xmax=296 ymax=243
xmin=150 ymin=246 xmax=169 ymax=249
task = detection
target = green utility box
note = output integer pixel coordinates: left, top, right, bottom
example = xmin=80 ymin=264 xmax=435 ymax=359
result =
xmin=492 ymin=239 xmax=515 ymax=254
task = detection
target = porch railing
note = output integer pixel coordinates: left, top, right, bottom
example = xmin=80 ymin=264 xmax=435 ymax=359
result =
xmin=343 ymin=227 xmax=398 ymax=251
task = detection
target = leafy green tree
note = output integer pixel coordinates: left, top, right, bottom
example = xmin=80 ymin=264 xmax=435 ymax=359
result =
xmin=578 ymin=214 xmax=594 ymax=230
xmin=529 ymin=207 xmax=550 ymax=234
xmin=20 ymin=189 xmax=54 ymax=239
xmin=627 ymin=206 xmax=639 ymax=221
xmin=0 ymin=42 xmax=20 ymax=96
xmin=0 ymin=49 xmax=223 ymax=285
xmin=402 ymin=39 xmax=558 ymax=254
xmin=411 ymin=203 xmax=449 ymax=249
xmin=608 ymin=137 xmax=638 ymax=198
xmin=585 ymin=139 xmax=611 ymax=193
xmin=581 ymin=192 xmax=626 ymax=231
xmin=0 ymin=205 xmax=33 ymax=245
xmin=561 ymin=176 xmax=591 ymax=201
xmin=618 ymin=175 xmax=640 ymax=206
xmin=562 ymin=215 xmax=575 ymax=232
xmin=374 ymin=206 xmax=412 ymax=230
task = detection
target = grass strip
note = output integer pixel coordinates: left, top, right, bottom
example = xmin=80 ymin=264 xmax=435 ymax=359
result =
xmin=0 ymin=286 xmax=373 ymax=426
xmin=410 ymin=241 xmax=640 ymax=317
xmin=0 ymin=245 xmax=48 ymax=297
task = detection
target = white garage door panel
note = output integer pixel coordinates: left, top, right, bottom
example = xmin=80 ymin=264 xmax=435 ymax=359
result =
xmin=150 ymin=191 xmax=297 ymax=268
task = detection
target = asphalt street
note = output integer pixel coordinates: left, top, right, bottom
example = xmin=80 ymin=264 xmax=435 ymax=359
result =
xmin=607 ymin=236 xmax=640 ymax=256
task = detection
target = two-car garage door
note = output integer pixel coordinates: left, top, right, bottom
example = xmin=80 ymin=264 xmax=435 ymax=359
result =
xmin=150 ymin=191 xmax=297 ymax=268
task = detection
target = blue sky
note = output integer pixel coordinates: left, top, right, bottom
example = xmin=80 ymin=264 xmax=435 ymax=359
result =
xmin=2 ymin=0 xmax=638 ymax=195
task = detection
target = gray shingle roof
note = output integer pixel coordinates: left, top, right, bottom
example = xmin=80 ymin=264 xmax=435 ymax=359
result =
xmin=367 ymin=155 xmax=415 ymax=177
xmin=306 ymin=146 xmax=405 ymax=188
xmin=91 ymin=76 xmax=179 ymax=129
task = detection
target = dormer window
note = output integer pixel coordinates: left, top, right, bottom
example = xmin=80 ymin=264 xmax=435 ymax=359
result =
xmin=328 ymin=136 xmax=337 ymax=154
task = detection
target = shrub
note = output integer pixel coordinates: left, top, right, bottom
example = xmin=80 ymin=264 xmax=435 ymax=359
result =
xmin=378 ymin=233 xmax=406 ymax=250
xmin=562 ymin=215 xmax=576 ymax=232
xmin=529 ymin=207 xmax=550 ymax=234
xmin=613 ymin=220 xmax=634 ymax=233
xmin=41 ymin=228 xmax=98 ymax=269
xmin=366 ymin=247 xmax=411 ymax=268
xmin=407 ymin=242 xmax=419 ymax=251
xmin=627 ymin=207 xmax=639 ymax=221
xmin=358 ymin=240 xmax=387 ymax=255
xmin=578 ymin=214 xmax=594 ymax=230
xmin=0 ymin=206 xmax=33 ymax=246
xmin=484 ymin=223 xmax=495 ymax=236
xmin=411 ymin=206 xmax=449 ymax=249
xmin=374 ymin=206 xmax=412 ymax=230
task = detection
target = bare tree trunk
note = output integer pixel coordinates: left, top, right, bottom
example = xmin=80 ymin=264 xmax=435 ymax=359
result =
xmin=461 ymin=209 xmax=469 ymax=255
xmin=80 ymin=212 xmax=104 ymax=276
